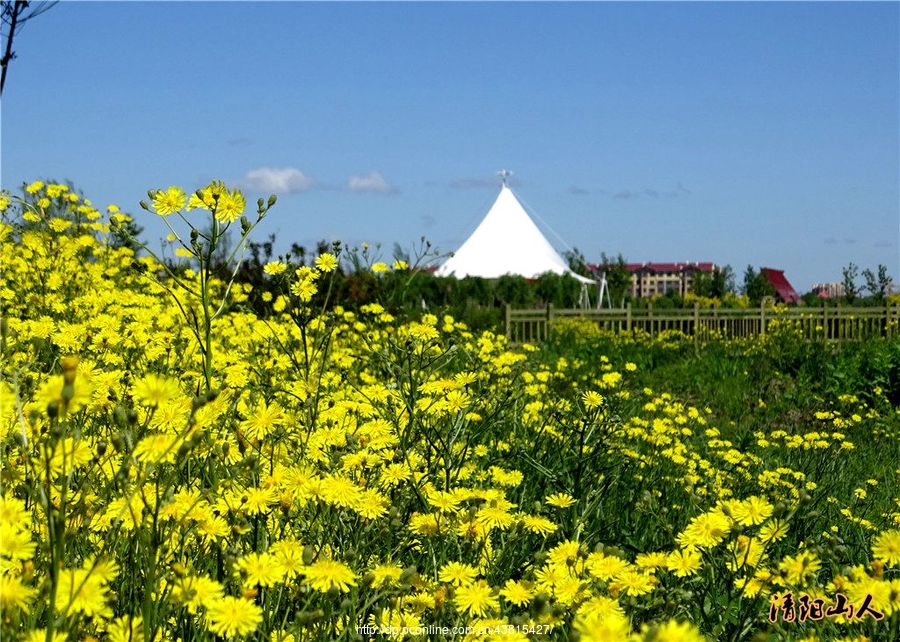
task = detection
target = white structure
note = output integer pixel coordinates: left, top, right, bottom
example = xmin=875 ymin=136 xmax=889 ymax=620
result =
xmin=436 ymin=179 xmax=605 ymax=308
xmin=437 ymin=184 xmax=592 ymax=283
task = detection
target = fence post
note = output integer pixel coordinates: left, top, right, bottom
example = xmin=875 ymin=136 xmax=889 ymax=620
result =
xmin=545 ymin=304 xmax=552 ymax=341
xmin=647 ymin=303 xmax=653 ymax=337
xmin=887 ymin=302 xmax=892 ymax=338
xmin=505 ymin=304 xmax=511 ymax=341
xmin=760 ymin=301 xmax=766 ymax=336
xmin=693 ymin=302 xmax=700 ymax=347
xmin=836 ymin=303 xmax=841 ymax=341
xmin=626 ymin=302 xmax=632 ymax=333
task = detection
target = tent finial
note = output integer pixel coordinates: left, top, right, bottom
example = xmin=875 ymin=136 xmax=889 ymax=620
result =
xmin=497 ymin=169 xmax=513 ymax=186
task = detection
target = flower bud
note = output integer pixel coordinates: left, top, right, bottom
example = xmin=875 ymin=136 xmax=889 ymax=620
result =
xmin=61 ymin=355 xmax=79 ymax=377
xmin=294 ymin=609 xmax=323 ymax=625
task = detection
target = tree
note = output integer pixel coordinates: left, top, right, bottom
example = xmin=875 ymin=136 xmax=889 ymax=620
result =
xmin=598 ymin=252 xmax=631 ymax=307
xmin=1 ymin=1 xmax=57 ymax=95
xmin=694 ymin=265 xmax=735 ymax=299
xmin=842 ymin=262 xmax=859 ymax=303
xmin=742 ymin=265 xmax=775 ymax=305
xmin=877 ymin=264 xmax=893 ymax=298
xmin=862 ymin=264 xmax=892 ymax=301
xmin=563 ymin=247 xmax=591 ymax=278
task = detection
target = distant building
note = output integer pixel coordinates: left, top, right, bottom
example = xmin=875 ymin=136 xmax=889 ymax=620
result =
xmin=811 ymin=282 xmax=845 ymax=299
xmin=761 ymin=268 xmax=801 ymax=304
xmin=590 ymin=261 xmax=718 ymax=298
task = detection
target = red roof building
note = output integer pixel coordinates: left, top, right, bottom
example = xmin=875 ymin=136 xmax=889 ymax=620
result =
xmin=761 ymin=268 xmax=801 ymax=304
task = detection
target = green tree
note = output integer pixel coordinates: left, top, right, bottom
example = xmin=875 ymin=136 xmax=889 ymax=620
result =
xmin=863 ymin=264 xmax=892 ymax=300
xmin=742 ymin=265 xmax=775 ymax=305
xmin=842 ymin=262 xmax=859 ymax=303
xmin=563 ymin=247 xmax=591 ymax=278
xmin=694 ymin=265 xmax=735 ymax=299
xmin=598 ymin=252 xmax=631 ymax=307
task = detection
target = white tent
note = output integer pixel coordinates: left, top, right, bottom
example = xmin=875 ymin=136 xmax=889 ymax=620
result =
xmin=436 ymin=184 xmax=594 ymax=285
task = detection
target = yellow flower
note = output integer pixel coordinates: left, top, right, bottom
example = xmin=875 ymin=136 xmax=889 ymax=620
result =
xmin=648 ymin=619 xmax=707 ymax=642
xmin=453 ymin=580 xmax=498 ymax=617
xmin=667 ymin=549 xmax=702 ymax=577
xmin=239 ymin=401 xmax=285 ymax=442
xmin=872 ymin=529 xmax=900 ymax=566
xmin=188 ymin=180 xmax=226 ymax=210
xmin=264 ymin=261 xmax=287 ymax=276
xmin=778 ymin=551 xmax=821 ymax=586
xmin=759 ymin=519 xmax=790 ymax=543
xmin=546 ymin=492 xmax=576 ymax=508
xmin=290 ymin=278 xmax=318 ymax=302
xmin=55 ymin=560 xmax=117 ymax=617
xmin=107 ymin=615 xmax=144 ymax=642
xmin=573 ymin=609 xmax=631 ymax=642
xmin=615 ymin=570 xmax=656 ymax=596
xmin=301 ymin=559 xmax=357 ymax=593
xmin=315 ymin=253 xmax=338 ymax=272
xmin=731 ymin=496 xmax=774 ymax=526
xmin=0 ymin=574 xmax=36 ymax=612
xmin=499 ymin=579 xmax=533 ymax=606
xmin=171 ymin=575 xmax=224 ymax=614
xmin=214 ymin=188 xmax=246 ymax=223
xmin=439 ymin=561 xmax=478 ymax=586
xmin=236 ymin=553 xmax=286 ymax=587
xmin=132 ymin=374 xmax=182 ymax=407
xmin=205 ymin=596 xmax=263 ymax=637
xmin=372 ymin=262 xmax=390 ymax=273
xmin=24 ymin=631 xmax=67 ymax=642
xmin=370 ymin=563 xmax=403 ymax=588
xmin=152 ymin=186 xmax=187 ymax=216
xmin=678 ymin=510 xmax=731 ymax=548
xmin=521 ymin=515 xmax=558 ymax=535
xmin=586 ymin=552 xmax=630 ymax=581
xmin=582 ymin=390 xmax=604 ymax=409
xmin=635 ymin=551 xmax=669 ymax=570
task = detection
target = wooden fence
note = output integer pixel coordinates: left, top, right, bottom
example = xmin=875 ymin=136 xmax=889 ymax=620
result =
xmin=506 ymin=303 xmax=900 ymax=344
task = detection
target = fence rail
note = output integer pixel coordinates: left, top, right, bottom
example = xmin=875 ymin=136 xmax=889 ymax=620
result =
xmin=506 ymin=303 xmax=900 ymax=344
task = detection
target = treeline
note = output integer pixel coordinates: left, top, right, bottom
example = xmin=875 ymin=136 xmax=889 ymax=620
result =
xmin=6 ymin=180 xmax=895 ymax=334
xmin=220 ymin=236 xmax=590 ymax=330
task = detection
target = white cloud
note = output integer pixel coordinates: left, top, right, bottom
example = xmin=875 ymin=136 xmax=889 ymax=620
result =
xmin=241 ymin=167 xmax=317 ymax=193
xmin=346 ymin=171 xmax=398 ymax=194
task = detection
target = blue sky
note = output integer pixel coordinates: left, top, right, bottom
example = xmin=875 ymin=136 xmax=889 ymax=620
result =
xmin=3 ymin=1 xmax=898 ymax=290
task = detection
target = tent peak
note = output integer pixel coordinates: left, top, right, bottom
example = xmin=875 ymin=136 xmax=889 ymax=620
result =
xmin=436 ymin=183 xmax=592 ymax=283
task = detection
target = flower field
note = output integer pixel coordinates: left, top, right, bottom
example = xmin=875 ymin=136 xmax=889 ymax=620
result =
xmin=1 ymin=181 xmax=899 ymax=642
